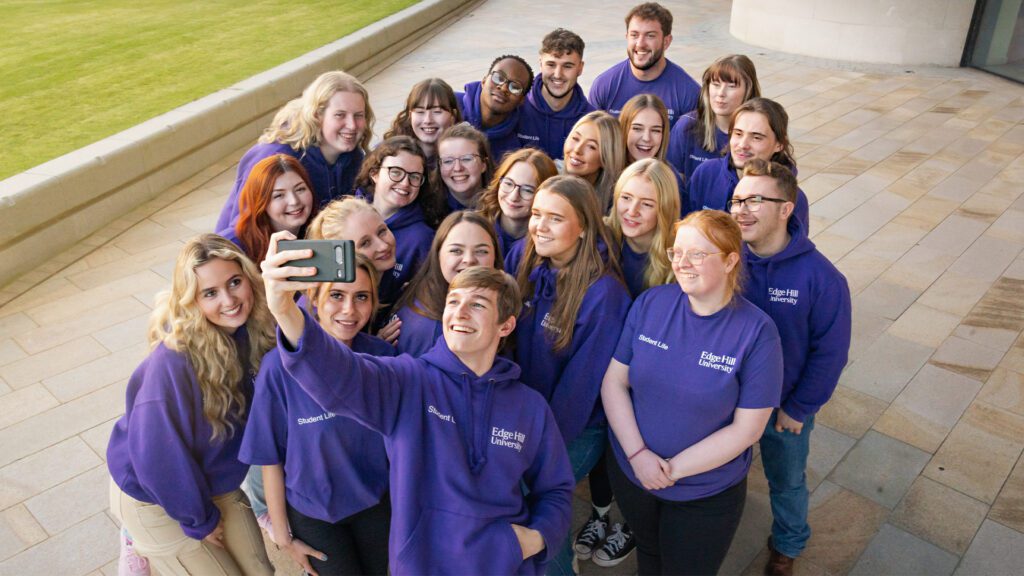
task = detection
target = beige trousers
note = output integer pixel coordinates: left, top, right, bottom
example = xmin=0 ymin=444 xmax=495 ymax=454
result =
xmin=109 ymin=479 xmax=273 ymax=576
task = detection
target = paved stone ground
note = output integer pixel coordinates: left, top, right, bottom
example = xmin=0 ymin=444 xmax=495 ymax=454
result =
xmin=1 ymin=1 xmax=1023 ymax=574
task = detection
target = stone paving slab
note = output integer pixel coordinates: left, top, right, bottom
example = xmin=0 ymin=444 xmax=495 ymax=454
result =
xmin=1 ymin=0 xmax=1023 ymax=574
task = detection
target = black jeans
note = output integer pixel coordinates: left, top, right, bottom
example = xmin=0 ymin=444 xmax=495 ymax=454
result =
xmin=286 ymin=497 xmax=391 ymax=576
xmin=608 ymin=452 xmax=746 ymax=576
xmin=589 ymin=451 xmax=615 ymax=508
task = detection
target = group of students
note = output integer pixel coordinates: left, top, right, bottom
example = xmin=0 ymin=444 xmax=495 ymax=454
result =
xmin=105 ymin=3 xmax=853 ymax=576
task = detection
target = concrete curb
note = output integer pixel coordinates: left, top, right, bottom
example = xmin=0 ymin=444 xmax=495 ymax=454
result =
xmin=0 ymin=0 xmax=477 ymax=288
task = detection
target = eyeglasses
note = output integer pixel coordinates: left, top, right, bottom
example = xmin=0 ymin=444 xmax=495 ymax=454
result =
xmin=382 ymin=166 xmax=425 ymax=187
xmin=489 ymin=70 xmax=525 ymax=96
xmin=666 ymin=248 xmax=722 ymax=265
xmin=726 ymin=195 xmax=788 ymax=212
xmin=498 ymin=177 xmax=536 ymax=200
xmin=440 ymin=154 xmax=481 ymax=168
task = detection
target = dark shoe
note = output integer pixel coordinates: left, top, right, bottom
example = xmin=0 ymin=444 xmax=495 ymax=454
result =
xmin=593 ymin=522 xmax=636 ymax=567
xmin=573 ymin=508 xmax=609 ymax=560
xmin=765 ymin=541 xmax=795 ymax=576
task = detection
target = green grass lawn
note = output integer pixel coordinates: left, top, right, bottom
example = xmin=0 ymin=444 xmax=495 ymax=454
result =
xmin=0 ymin=0 xmax=418 ymax=181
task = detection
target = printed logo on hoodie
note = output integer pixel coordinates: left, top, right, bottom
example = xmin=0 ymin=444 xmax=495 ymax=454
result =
xmin=491 ymin=427 xmax=526 ymax=452
xmin=768 ymin=287 xmax=800 ymax=305
xmin=698 ymin=350 xmax=737 ymax=373
xmin=428 ymin=405 xmax=456 ymax=424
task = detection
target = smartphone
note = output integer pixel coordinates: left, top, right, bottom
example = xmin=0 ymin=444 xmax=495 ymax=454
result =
xmin=278 ymin=239 xmax=356 ymax=283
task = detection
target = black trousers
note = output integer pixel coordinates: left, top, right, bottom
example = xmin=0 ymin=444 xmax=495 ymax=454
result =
xmin=608 ymin=451 xmax=746 ymax=576
xmin=286 ymin=497 xmax=391 ymax=576
xmin=589 ymin=451 xmax=615 ymax=508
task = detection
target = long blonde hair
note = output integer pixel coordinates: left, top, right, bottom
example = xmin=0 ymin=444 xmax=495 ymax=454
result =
xmin=606 ymin=159 xmax=679 ymax=291
xmin=516 ymin=175 xmax=621 ymax=351
xmin=568 ymin=111 xmax=625 ymax=210
xmin=260 ymin=71 xmax=374 ymax=154
xmin=148 ymin=234 xmax=276 ymax=441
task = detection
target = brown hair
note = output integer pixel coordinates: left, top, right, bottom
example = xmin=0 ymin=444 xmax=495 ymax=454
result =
xmin=479 ymin=148 xmax=559 ymax=222
xmin=384 ymin=78 xmax=463 ymax=141
xmin=449 ymin=267 xmax=522 ymax=325
xmin=692 ymin=55 xmax=761 ymax=153
xmin=540 ymin=28 xmax=585 ymax=57
xmin=729 ymin=98 xmax=795 ymax=168
xmin=355 ymin=135 xmax=446 ymax=227
xmin=673 ymin=210 xmax=744 ymax=303
xmin=438 ymin=122 xmax=497 ymax=188
xmin=394 ymin=211 xmax=503 ymax=322
xmin=515 ymin=175 xmax=622 ymax=351
xmin=618 ymin=94 xmax=670 ymax=163
xmin=625 ymin=2 xmax=672 ymax=35
xmin=741 ymin=158 xmax=798 ymax=203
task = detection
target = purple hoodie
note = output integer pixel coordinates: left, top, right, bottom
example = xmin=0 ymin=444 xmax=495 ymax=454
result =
xmin=588 ymin=59 xmax=700 ymax=128
xmin=516 ymin=74 xmax=595 ymax=160
xmin=611 ymin=286 xmax=783 ymax=500
xmin=666 ymin=112 xmax=728 ymax=186
xmin=458 ymin=81 xmax=523 ymax=162
xmin=741 ymin=216 xmax=851 ymax=422
xmin=215 ymin=141 xmax=362 ymax=231
xmin=238 ymin=333 xmax=396 ymax=523
xmin=394 ymin=302 xmax=443 ymax=357
xmin=688 ymin=154 xmax=810 ymax=227
xmin=514 ymin=263 xmax=632 ymax=445
xmin=107 ymin=329 xmax=254 ymax=540
xmin=279 ymin=310 xmax=574 ymax=575
xmin=619 ymin=240 xmax=649 ymax=299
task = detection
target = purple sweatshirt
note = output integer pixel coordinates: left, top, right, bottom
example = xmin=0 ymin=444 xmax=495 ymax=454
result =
xmin=611 ymin=286 xmax=783 ymax=500
xmin=394 ymin=302 xmax=443 ymax=357
xmin=666 ymin=112 xmax=728 ymax=187
xmin=107 ymin=329 xmax=255 ymax=540
xmin=238 ymin=333 xmax=396 ymax=523
xmin=279 ymin=310 xmax=574 ymax=575
xmin=516 ymin=74 xmax=595 ymax=160
xmin=688 ymin=154 xmax=810 ymax=228
xmin=458 ymin=82 xmax=523 ymax=162
xmin=619 ymin=240 xmax=649 ymax=299
xmin=215 ymin=141 xmax=362 ymax=231
xmin=494 ymin=221 xmax=522 ymax=262
xmin=588 ymin=59 xmax=700 ymax=128
xmin=741 ymin=216 xmax=851 ymax=422
xmin=514 ymin=263 xmax=632 ymax=445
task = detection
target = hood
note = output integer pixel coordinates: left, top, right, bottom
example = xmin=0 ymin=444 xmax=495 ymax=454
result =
xmin=385 ymin=202 xmax=426 ymax=230
xmin=462 ymin=81 xmax=520 ymax=139
xmin=744 ymin=213 xmax=815 ymax=266
xmin=421 ymin=337 xmax=522 ymax=474
xmin=526 ymin=74 xmax=592 ymax=119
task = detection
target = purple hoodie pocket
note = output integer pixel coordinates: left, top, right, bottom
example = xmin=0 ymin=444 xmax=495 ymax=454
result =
xmin=395 ymin=507 xmax=523 ymax=575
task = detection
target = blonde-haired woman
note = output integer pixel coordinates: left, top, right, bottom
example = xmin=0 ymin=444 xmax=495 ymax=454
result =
xmin=217 ymin=71 xmax=374 ymax=230
xmin=563 ymin=111 xmax=625 ymax=210
xmin=107 ymin=234 xmax=276 ymax=576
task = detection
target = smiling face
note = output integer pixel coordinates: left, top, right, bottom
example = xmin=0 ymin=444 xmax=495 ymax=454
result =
xmin=439 ymin=137 xmax=487 ymax=196
xmin=371 ymin=151 xmax=423 ymax=217
xmin=529 ymin=188 xmax=583 ymax=268
xmin=265 ymin=171 xmax=313 ymax=234
xmin=626 ymin=108 xmax=665 ymax=161
xmin=709 ymin=76 xmax=746 ymax=119
xmin=442 ymin=286 xmax=513 ymax=360
xmin=410 ymin=99 xmax=455 ymax=146
xmin=539 ymin=50 xmax=584 ymax=100
xmin=730 ymin=174 xmax=791 ymax=247
xmin=626 ymin=17 xmax=671 ymax=72
xmin=563 ymin=122 xmax=602 ymax=181
xmin=482 ymin=58 xmax=531 ymax=115
xmin=316 ymin=267 xmax=374 ymax=346
xmin=194 ymin=258 xmax=254 ymax=334
xmin=344 ymin=209 xmax=397 ymax=273
xmin=671 ymin=224 xmax=736 ymax=303
xmin=439 ymin=222 xmax=497 ymax=284
xmin=319 ymin=90 xmax=367 ymax=159
xmin=730 ymin=111 xmax=782 ymax=169
xmin=498 ymin=161 xmax=540 ymax=221
xmin=616 ymin=175 xmax=659 ymax=246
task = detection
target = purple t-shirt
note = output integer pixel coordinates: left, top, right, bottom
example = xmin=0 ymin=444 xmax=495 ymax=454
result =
xmin=589 ymin=59 xmax=700 ymax=128
xmin=610 ymin=285 xmax=783 ymax=500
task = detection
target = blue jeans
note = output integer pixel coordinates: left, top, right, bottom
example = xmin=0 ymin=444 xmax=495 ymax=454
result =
xmin=546 ymin=425 xmax=607 ymax=576
xmin=759 ymin=411 xmax=814 ymax=558
xmin=242 ymin=466 xmax=268 ymax=518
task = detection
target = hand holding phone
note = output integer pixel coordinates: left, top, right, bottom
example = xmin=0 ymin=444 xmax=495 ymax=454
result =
xmin=277 ymin=240 xmax=356 ymax=283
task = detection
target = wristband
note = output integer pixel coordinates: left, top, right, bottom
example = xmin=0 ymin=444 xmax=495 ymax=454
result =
xmin=627 ymin=445 xmax=647 ymax=461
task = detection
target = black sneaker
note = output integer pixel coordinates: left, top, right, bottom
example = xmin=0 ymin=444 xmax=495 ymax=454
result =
xmin=593 ymin=522 xmax=636 ymax=567
xmin=573 ymin=509 xmax=609 ymax=560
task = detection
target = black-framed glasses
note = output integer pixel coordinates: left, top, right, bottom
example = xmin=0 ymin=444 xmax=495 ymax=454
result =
xmin=666 ymin=248 xmax=721 ymax=265
xmin=726 ymin=195 xmax=788 ymax=212
xmin=489 ymin=70 xmax=525 ymax=95
xmin=383 ymin=166 xmax=424 ymax=187
xmin=440 ymin=154 xmax=481 ymax=168
xmin=498 ymin=177 xmax=536 ymax=200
